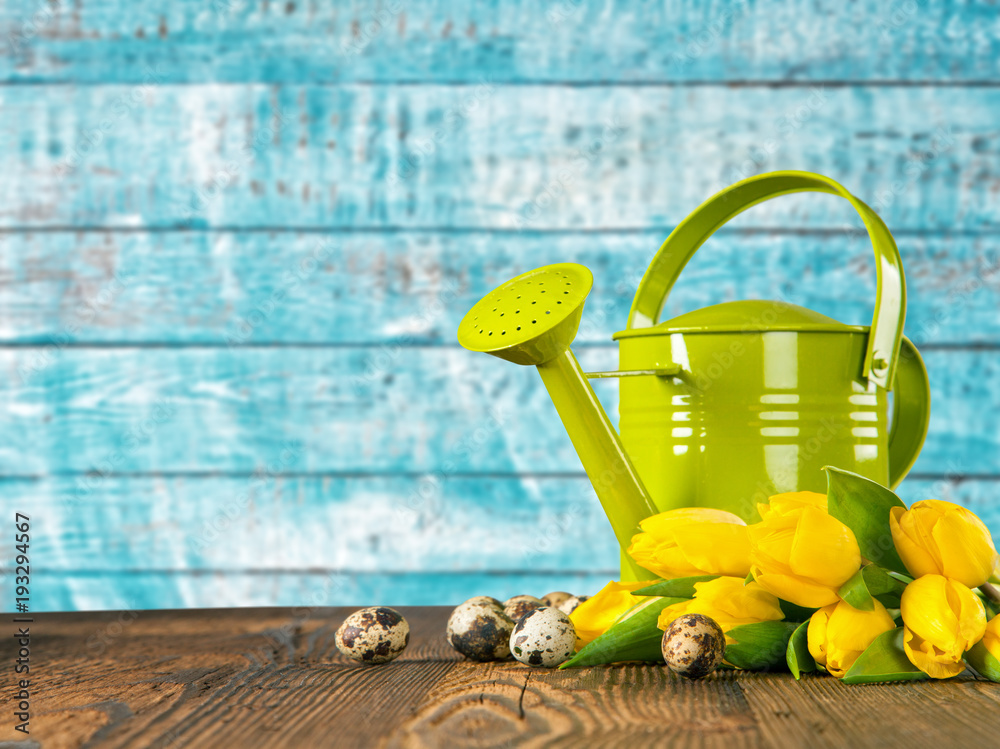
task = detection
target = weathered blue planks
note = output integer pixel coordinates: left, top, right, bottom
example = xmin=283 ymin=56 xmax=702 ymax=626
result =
xmin=18 ymin=570 xmax=623 ymax=612
xmin=5 ymin=474 xmax=997 ymax=611
xmin=8 ymin=474 xmax=997 ymax=572
xmin=0 ymin=346 xmax=997 ymax=476
xmin=1 ymin=230 xmax=998 ymax=345
xmin=3 ymin=1 xmax=1000 ymax=84
xmin=0 ymin=84 xmax=991 ymax=230
xmin=1 ymin=0 xmax=999 ymax=614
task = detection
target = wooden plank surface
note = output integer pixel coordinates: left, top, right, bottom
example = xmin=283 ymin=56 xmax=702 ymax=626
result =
xmin=1 ymin=230 xmax=998 ymax=345
xmin=0 ymin=84 xmax=990 ymax=230
xmin=3 ymin=0 xmax=999 ymax=84
xmin=0 ymin=606 xmax=995 ymax=748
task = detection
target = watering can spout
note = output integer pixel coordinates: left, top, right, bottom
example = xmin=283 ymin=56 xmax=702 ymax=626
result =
xmin=457 ymin=263 xmax=658 ymax=580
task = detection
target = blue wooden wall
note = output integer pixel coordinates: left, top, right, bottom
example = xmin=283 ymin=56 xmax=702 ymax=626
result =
xmin=1 ymin=0 xmax=999 ymax=612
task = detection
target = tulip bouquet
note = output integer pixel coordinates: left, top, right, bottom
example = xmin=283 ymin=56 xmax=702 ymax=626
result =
xmin=561 ymin=467 xmax=1000 ymax=684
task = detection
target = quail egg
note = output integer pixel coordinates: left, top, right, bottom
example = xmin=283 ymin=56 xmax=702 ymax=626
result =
xmin=464 ymin=595 xmax=504 ymax=609
xmin=542 ymin=591 xmax=573 ymax=609
xmin=509 ymin=607 xmax=576 ymax=667
xmin=504 ymin=594 xmax=544 ymax=622
xmin=447 ymin=599 xmax=515 ymax=661
xmin=557 ymin=595 xmax=589 ymax=616
xmin=335 ymin=607 xmax=410 ymax=664
xmin=661 ymin=613 xmax=726 ymax=679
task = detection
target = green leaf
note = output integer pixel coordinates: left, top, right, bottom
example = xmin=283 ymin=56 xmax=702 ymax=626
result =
xmin=778 ymin=599 xmax=818 ymax=622
xmin=786 ymin=620 xmax=817 ymax=680
xmin=966 ymin=641 xmax=1000 ymax=683
xmin=559 ymin=596 xmax=686 ymax=668
xmin=839 ymin=565 xmax=907 ymax=611
xmin=632 ymin=575 xmax=717 ymax=599
xmin=839 ymin=568 xmax=875 ymax=611
xmin=840 ymin=627 xmax=929 ymax=684
xmin=825 ymin=466 xmax=908 ymax=575
xmin=865 ymin=565 xmax=908 ymax=608
xmin=724 ymin=621 xmax=798 ymax=671
xmin=744 ymin=571 xmax=755 ymax=586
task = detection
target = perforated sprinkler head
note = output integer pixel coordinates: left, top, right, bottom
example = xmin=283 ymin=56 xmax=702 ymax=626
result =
xmin=457 ymin=263 xmax=658 ymax=580
xmin=457 ymin=263 xmax=593 ymax=366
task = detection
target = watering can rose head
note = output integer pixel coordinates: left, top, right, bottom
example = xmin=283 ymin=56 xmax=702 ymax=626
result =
xmin=656 ymin=577 xmax=784 ymax=645
xmin=889 ymin=499 xmax=999 ymax=589
xmin=627 ymin=508 xmax=751 ymax=580
xmin=747 ymin=492 xmax=861 ymax=608
xmin=900 ymin=574 xmax=987 ymax=679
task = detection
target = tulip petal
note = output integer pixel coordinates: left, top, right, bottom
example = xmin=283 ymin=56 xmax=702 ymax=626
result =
xmin=932 ymin=510 xmax=998 ymax=589
xmin=827 ymin=599 xmax=896 ymax=652
xmin=673 ymin=523 xmax=752 ymax=578
xmin=639 ymin=507 xmax=745 ymax=535
xmin=807 ymin=604 xmax=835 ymax=666
xmin=948 ymin=578 xmax=987 ymax=648
xmin=571 ymin=580 xmax=649 ymax=647
xmin=900 ymin=575 xmax=962 ymax=654
xmin=752 ymin=568 xmax=841 ymax=608
xmin=789 ymin=507 xmax=861 ymax=587
xmin=657 ymin=577 xmax=783 ymax=642
xmin=890 ymin=506 xmax=940 ymax=579
xmin=764 ymin=491 xmax=827 ymax=518
xmin=903 ymin=626 xmax=966 ymax=679
xmin=983 ymin=614 xmax=1000 ymax=662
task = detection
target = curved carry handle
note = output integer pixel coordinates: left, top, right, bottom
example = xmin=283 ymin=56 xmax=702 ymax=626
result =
xmin=626 ymin=171 xmax=906 ymax=389
xmin=888 ymin=336 xmax=931 ymax=488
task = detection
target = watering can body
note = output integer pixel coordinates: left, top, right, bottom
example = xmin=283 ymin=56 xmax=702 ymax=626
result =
xmin=615 ymin=306 xmax=926 ymax=523
xmin=458 ymin=171 xmax=931 ymax=582
xmin=609 ymin=171 xmax=931 ymax=528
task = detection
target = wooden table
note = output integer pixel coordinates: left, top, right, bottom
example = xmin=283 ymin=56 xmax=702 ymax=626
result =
xmin=3 ymin=607 xmax=998 ymax=748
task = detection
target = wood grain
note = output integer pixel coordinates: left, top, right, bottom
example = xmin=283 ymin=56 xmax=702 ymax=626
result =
xmin=0 ymin=607 xmax=995 ymax=749
xmin=1 ymin=230 xmax=997 ymax=345
xmin=2 ymin=0 xmax=999 ymax=84
xmin=0 ymin=84 xmax=990 ymax=230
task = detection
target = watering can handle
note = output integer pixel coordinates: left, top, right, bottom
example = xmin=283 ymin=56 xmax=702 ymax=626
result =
xmin=888 ymin=336 xmax=931 ymax=488
xmin=626 ymin=171 xmax=905 ymax=389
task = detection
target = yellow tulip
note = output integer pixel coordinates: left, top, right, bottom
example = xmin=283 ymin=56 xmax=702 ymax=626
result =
xmin=901 ymin=574 xmax=987 ymax=679
xmin=569 ymin=580 xmax=649 ymax=648
xmin=983 ymin=614 xmax=1000 ymax=662
xmin=889 ymin=499 xmax=999 ymax=589
xmin=807 ymin=599 xmax=896 ymax=678
xmin=747 ymin=499 xmax=861 ymax=608
xmin=656 ymin=576 xmax=785 ymax=644
xmin=757 ymin=490 xmax=828 ymax=521
xmin=627 ymin=507 xmax=751 ymax=580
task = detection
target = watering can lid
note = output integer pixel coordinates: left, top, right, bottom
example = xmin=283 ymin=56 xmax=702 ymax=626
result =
xmin=612 ymin=300 xmax=866 ymax=339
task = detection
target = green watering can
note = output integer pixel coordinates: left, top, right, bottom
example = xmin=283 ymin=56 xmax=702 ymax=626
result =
xmin=458 ymin=171 xmax=931 ymax=580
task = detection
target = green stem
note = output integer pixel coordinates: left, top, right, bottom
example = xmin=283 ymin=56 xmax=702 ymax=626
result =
xmin=980 ymin=582 xmax=1000 ymax=606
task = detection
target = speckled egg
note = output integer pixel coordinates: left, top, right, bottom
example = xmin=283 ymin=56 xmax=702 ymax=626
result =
xmin=541 ymin=591 xmax=573 ymax=609
xmin=661 ymin=613 xmax=726 ymax=679
xmin=447 ymin=600 xmax=515 ymax=661
xmin=504 ymin=595 xmax=545 ymax=622
xmin=335 ymin=607 xmax=410 ymax=665
xmin=509 ymin=607 xmax=576 ymax=667
xmin=557 ymin=595 xmax=589 ymax=616
xmin=464 ymin=595 xmax=504 ymax=609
